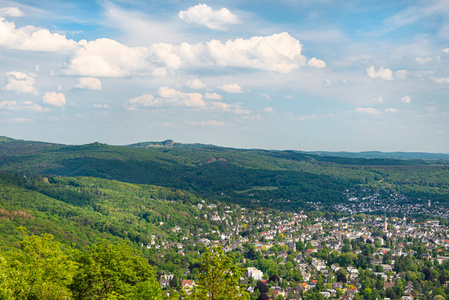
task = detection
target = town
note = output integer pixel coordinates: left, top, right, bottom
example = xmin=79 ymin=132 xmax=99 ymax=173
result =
xmin=150 ymin=199 xmax=449 ymax=300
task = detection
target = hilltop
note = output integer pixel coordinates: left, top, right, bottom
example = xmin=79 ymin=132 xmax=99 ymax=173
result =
xmin=0 ymin=136 xmax=448 ymax=212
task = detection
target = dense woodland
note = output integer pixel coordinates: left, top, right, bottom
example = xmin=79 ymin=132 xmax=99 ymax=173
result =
xmin=1 ymin=137 xmax=448 ymax=211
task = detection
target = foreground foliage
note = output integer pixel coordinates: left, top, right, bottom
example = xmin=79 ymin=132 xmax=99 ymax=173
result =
xmin=190 ymin=246 xmax=249 ymax=300
xmin=0 ymin=229 xmax=163 ymax=300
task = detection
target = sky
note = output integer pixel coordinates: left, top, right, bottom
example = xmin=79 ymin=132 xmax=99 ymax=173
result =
xmin=0 ymin=0 xmax=448 ymax=152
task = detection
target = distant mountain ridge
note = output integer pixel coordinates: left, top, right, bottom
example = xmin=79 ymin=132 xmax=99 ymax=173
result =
xmin=126 ymin=139 xmax=216 ymax=150
xmin=1 ymin=136 xmax=447 ymax=160
xmin=309 ymin=150 xmax=449 ymax=161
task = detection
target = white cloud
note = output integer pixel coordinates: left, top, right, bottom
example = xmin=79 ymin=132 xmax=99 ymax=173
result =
xmin=157 ymin=87 xmax=205 ymax=107
xmin=93 ymin=104 xmax=109 ymax=108
xmin=206 ymin=32 xmax=306 ymax=73
xmin=401 ymin=96 xmax=411 ymax=103
xmin=150 ymin=43 xmax=182 ymax=70
xmin=241 ymin=114 xmax=263 ymax=121
xmin=0 ymin=100 xmax=16 ymax=110
xmin=385 ymin=108 xmax=398 ymax=113
xmin=206 ymin=101 xmax=249 ymax=114
xmin=443 ymin=48 xmax=449 ymax=54
xmin=259 ymin=93 xmax=271 ymax=100
xmin=124 ymin=94 xmax=154 ymax=111
xmin=415 ymin=57 xmax=432 ymax=64
xmin=205 ymin=92 xmax=222 ymax=100
xmin=152 ymin=67 xmax=167 ymax=78
xmin=221 ymin=83 xmax=243 ymax=93
xmin=431 ymin=77 xmax=449 ymax=83
xmin=75 ymin=77 xmax=102 ymax=90
xmin=64 ymin=32 xmax=310 ymax=76
xmin=263 ymin=107 xmax=274 ymax=113
xmin=307 ymin=57 xmax=326 ymax=68
xmin=0 ymin=7 xmax=24 ymax=17
xmin=22 ymin=100 xmax=48 ymax=111
xmin=125 ymin=87 xmax=249 ymax=114
xmin=373 ymin=96 xmax=384 ymax=103
xmin=355 ymin=107 xmax=380 ymax=115
xmin=0 ymin=17 xmax=78 ymax=52
xmin=65 ymin=38 xmax=149 ymax=77
xmin=186 ymin=79 xmax=207 ymax=89
xmin=0 ymin=100 xmax=48 ymax=111
xmin=366 ymin=66 xmax=393 ymax=80
xmin=2 ymin=71 xmax=38 ymax=94
xmin=186 ymin=120 xmax=226 ymax=127
xmin=5 ymin=118 xmax=33 ymax=124
xmin=178 ymin=3 xmax=239 ymax=31
xmin=126 ymin=87 xmax=205 ymax=110
xmin=43 ymin=92 xmax=66 ymax=107
xmin=394 ymin=70 xmax=408 ymax=80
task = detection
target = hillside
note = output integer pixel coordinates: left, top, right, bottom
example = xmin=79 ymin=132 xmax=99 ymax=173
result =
xmin=0 ymin=171 xmax=217 ymax=252
xmin=0 ymin=137 xmax=448 ymax=211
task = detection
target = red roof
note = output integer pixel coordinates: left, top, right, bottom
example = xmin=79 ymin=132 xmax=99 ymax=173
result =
xmin=182 ymin=280 xmax=193 ymax=286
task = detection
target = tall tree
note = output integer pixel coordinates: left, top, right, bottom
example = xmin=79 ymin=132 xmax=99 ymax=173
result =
xmin=190 ymin=246 xmax=248 ymax=300
xmin=70 ymin=240 xmax=163 ymax=300
xmin=1 ymin=228 xmax=77 ymax=300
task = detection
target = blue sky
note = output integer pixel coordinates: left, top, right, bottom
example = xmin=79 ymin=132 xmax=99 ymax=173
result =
xmin=0 ymin=0 xmax=448 ymax=152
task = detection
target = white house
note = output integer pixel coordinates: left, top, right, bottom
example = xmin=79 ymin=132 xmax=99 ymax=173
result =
xmin=247 ymin=267 xmax=263 ymax=281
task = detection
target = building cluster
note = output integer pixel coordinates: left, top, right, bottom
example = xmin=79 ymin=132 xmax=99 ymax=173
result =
xmin=151 ymin=200 xmax=449 ymax=299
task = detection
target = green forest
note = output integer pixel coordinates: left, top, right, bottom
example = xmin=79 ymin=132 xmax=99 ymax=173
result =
xmin=1 ymin=137 xmax=448 ymax=211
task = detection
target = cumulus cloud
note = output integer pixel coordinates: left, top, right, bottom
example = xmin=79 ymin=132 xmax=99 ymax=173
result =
xmin=366 ymin=66 xmax=394 ymax=80
xmin=205 ymin=92 xmax=222 ymax=100
xmin=178 ymin=3 xmax=239 ymax=30
xmin=221 ymin=83 xmax=243 ymax=93
xmin=75 ymin=77 xmax=102 ymax=90
xmin=43 ymin=92 xmax=66 ymax=107
xmin=125 ymin=87 xmax=249 ymax=114
xmin=124 ymin=94 xmax=155 ymax=110
xmin=64 ymin=32 xmax=310 ymax=76
xmin=385 ymin=108 xmax=398 ymax=113
xmin=0 ymin=7 xmax=24 ymax=17
xmin=186 ymin=78 xmax=207 ymax=89
xmin=373 ymin=96 xmax=384 ymax=103
xmin=431 ymin=77 xmax=449 ymax=83
xmin=0 ymin=17 xmax=78 ymax=52
xmin=401 ymin=95 xmax=411 ymax=103
xmin=2 ymin=71 xmax=38 ymax=94
xmin=443 ymin=48 xmax=449 ymax=54
xmin=3 ymin=16 xmax=315 ymax=77
xmin=0 ymin=100 xmax=48 ymax=111
xmin=207 ymin=101 xmax=249 ymax=114
xmin=125 ymin=87 xmax=205 ymax=110
xmin=186 ymin=120 xmax=226 ymax=127
xmin=263 ymin=107 xmax=274 ymax=113
xmin=307 ymin=57 xmax=326 ymax=68
xmin=355 ymin=107 xmax=380 ymax=115
xmin=206 ymin=32 xmax=305 ymax=73
xmin=64 ymin=38 xmax=149 ymax=77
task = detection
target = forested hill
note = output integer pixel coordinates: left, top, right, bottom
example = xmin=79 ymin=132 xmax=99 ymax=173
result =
xmin=0 ymin=136 xmax=448 ymax=210
xmin=310 ymin=150 xmax=449 ymax=161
